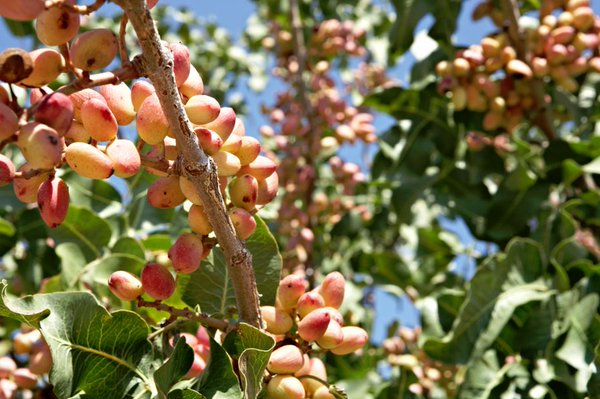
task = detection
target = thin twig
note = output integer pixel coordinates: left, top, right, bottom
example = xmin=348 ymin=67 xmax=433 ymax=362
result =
xmin=118 ymin=14 xmax=130 ymax=65
xmin=114 ymin=0 xmax=261 ymax=327
xmin=14 ymin=167 xmax=53 ymax=179
xmin=57 ymin=63 xmax=139 ymax=96
xmin=137 ymin=298 xmax=231 ymax=331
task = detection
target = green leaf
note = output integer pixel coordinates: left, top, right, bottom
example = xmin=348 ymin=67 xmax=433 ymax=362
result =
xmin=2 ymin=18 xmax=35 ymax=37
xmin=154 ymin=338 xmax=194 ymax=398
xmin=112 ymin=236 xmax=146 ymax=259
xmin=63 ymin=171 xmax=122 ymax=216
xmin=556 ymin=294 xmax=600 ymax=369
xmin=56 ymin=243 xmax=87 ymax=288
xmin=0 ymin=217 xmax=16 ymax=256
xmin=49 ymin=206 xmax=112 ymax=261
xmin=423 ymin=239 xmax=554 ymax=364
xmin=388 ymin=0 xmax=431 ymax=58
xmin=183 ymin=216 xmax=281 ymax=315
xmin=196 ymin=337 xmax=242 ymax=399
xmin=0 ymin=281 xmax=154 ymax=399
xmin=222 ymin=323 xmax=275 ymax=399
xmin=168 ymin=390 xmax=207 ymax=399
xmin=458 ymin=350 xmax=514 ymax=399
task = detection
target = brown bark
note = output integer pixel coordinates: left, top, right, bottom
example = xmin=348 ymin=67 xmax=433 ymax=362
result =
xmin=115 ymin=0 xmax=261 ymax=326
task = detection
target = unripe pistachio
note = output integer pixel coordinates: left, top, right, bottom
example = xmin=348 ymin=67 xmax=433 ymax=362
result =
xmin=256 ymin=172 xmax=279 ymax=205
xmin=169 ymin=42 xmax=191 ymax=87
xmin=266 ymin=375 xmax=305 ymax=399
xmin=572 ymin=6 xmax=594 ymax=31
xmin=200 ymin=107 xmax=236 ymax=141
xmin=179 ymin=176 xmax=202 ymax=205
xmin=105 ymin=139 xmax=141 ymax=178
xmin=313 ymin=386 xmax=336 ymax=399
xmin=0 ymin=356 xmax=16 ymax=378
xmin=14 ymin=330 xmax=41 ymax=355
xmin=0 ymin=0 xmax=44 ymax=21
xmin=185 ymin=95 xmax=220 ymax=125
xmin=0 ymin=154 xmax=15 ymax=187
xmin=65 ymin=142 xmax=114 ymax=179
xmin=296 ymin=292 xmax=325 ymax=318
xmin=212 ymin=151 xmax=242 ymax=176
xmin=330 ymin=326 xmax=368 ymax=355
xmin=71 ymin=29 xmax=118 ymax=71
xmin=435 ymin=60 xmax=451 ymax=77
xmin=452 ymin=58 xmax=470 ymax=77
xmin=567 ymin=57 xmax=588 ymax=76
xmin=81 ymin=98 xmax=118 ymax=142
xmin=0 ymin=379 xmax=17 ymax=399
xmin=195 ymin=127 xmax=223 ymax=155
xmin=108 ymin=271 xmax=144 ymax=301
xmin=221 ymin=131 xmax=242 ymax=154
xmin=34 ymin=92 xmax=74 ymax=135
xmin=35 ymin=2 xmax=79 ymax=46
xmin=99 ymin=82 xmax=136 ymax=125
xmin=12 ymin=163 xmax=49 ymax=203
xmin=137 ymin=94 xmax=169 ymax=144
xmin=466 ymin=85 xmax=487 ymax=112
xmin=232 ymin=117 xmax=245 ymax=136
xmin=147 ymin=176 xmax=186 ymax=209
xmin=551 ymin=26 xmax=576 ymax=44
xmin=267 ymin=345 xmax=304 ymax=374
xmin=169 ymin=233 xmax=204 ymax=274
xmin=295 ymin=357 xmax=327 ymax=394
xmin=229 ymin=174 xmax=258 ymax=211
xmin=319 ymin=272 xmax=345 ymax=309
xmin=589 ymin=57 xmax=600 ymax=73
xmin=188 ymin=205 xmax=213 ymax=235
xmin=180 ymin=64 xmax=204 ymax=99
xmin=19 ymin=48 xmax=64 ymax=87
xmin=235 ymin=136 xmax=261 ymax=165
xmin=184 ymin=352 xmax=207 ymax=379
xmin=0 ymin=102 xmax=18 ymax=141
xmin=297 ymin=308 xmax=331 ymax=342
xmin=237 ymin=155 xmax=276 ymax=180
xmin=506 ymin=59 xmax=532 ymax=78
xmin=480 ymin=37 xmax=501 ymax=58
xmin=260 ymin=306 xmax=293 ymax=335
xmin=501 ymin=46 xmax=517 ymax=64
xmin=321 ymin=306 xmax=344 ymax=326
xmin=37 ymin=177 xmax=69 ymax=228
xmin=228 ymin=207 xmax=257 ymax=240
xmin=531 ymin=57 xmax=549 ymax=77
xmin=141 ymin=263 xmax=176 ymax=300
xmin=451 ymin=86 xmax=466 ymax=111
xmin=28 ymin=338 xmax=52 ymax=375
xmin=484 ymin=57 xmax=503 ymax=73
xmin=17 ymin=122 xmax=65 ymax=169
xmin=13 ymin=368 xmax=38 ymax=389
xmin=69 ymin=88 xmax=106 ymax=122
xmin=131 ymin=80 xmax=155 ymax=112
xmin=276 ymin=274 xmax=307 ymax=310
xmin=316 ymin=320 xmax=344 ymax=349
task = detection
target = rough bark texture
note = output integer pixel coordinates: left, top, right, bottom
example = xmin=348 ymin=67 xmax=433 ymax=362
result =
xmin=115 ymin=0 xmax=261 ymax=326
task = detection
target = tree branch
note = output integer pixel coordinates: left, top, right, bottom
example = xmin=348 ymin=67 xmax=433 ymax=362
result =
xmin=137 ymin=299 xmax=231 ymax=331
xmin=115 ymin=0 xmax=261 ymax=327
xmin=500 ymin=0 xmax=556 ymax=140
